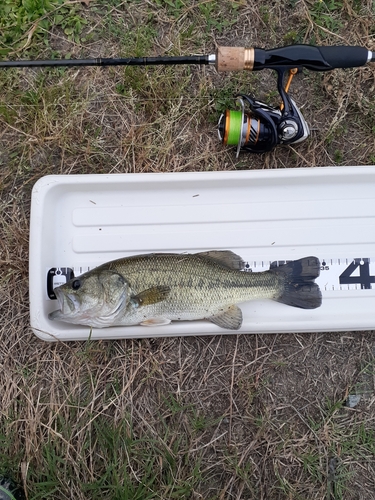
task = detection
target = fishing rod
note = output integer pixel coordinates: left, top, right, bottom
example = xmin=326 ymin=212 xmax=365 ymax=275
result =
xmin=2 ymin=44 xmax=374 ymax=154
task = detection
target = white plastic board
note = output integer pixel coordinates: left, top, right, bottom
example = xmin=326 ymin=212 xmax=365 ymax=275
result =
xmin=29 ymin=166 xmax=375 ymax=341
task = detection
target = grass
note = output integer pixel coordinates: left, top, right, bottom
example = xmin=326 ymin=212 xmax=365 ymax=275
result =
xmin=0 ymin=0 xmax=88 ymax=56
xmin=1 ymin=0 xmax=375 ymax=498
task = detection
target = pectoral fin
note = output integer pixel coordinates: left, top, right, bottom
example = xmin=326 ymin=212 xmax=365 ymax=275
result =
xmin=140 ymin=317 xmax=171 ymax=327
xmin=208 ymin=304 xmax=243 ymax=330
xmin=132 ymin=286 xmax=171 ymax=308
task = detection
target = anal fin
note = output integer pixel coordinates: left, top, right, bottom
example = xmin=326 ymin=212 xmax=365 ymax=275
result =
xmin=208 ymin=305 xmax=243 ymax=330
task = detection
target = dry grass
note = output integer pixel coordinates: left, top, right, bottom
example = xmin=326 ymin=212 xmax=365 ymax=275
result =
xmin=1 ymin=0 xmax=375 ymax=498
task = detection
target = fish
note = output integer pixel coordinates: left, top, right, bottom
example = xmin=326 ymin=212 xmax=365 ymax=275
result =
xmin=48 ymin=251 xmax=322 ymax=330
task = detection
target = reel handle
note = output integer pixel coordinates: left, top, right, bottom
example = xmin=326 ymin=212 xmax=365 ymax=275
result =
xmin=216 ymin=45 xmax=371 ymax=72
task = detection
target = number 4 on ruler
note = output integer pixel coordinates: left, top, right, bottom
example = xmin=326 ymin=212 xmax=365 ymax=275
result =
xmin=339 ymin=258 xmax=375 ymax=289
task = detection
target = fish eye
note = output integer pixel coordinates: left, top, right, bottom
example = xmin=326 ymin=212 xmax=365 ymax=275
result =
xmin=72 ymin=279 xmax=81 ymax=290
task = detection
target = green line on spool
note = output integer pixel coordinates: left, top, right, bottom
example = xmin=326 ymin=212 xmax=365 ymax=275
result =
xmin=226 ymin=110 xmax=242 ymax=145
xmin=0 ymin=485 xmax=18 ymax=500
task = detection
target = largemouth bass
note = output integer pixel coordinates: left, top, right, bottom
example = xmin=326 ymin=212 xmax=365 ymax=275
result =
xmin=49 ymin=251 xmax=322 ymax=330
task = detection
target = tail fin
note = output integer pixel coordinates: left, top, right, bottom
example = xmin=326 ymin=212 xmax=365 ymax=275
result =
xmin=270 ymin=257 xmax=322 ymax=309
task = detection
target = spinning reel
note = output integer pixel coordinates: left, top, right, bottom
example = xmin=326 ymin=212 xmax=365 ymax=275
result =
xmin=218 ymin=68 xmax=309 ymax=156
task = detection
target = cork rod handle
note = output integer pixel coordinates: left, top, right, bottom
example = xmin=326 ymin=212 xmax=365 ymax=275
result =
xmin=216 ymin=47 xmax=254 ymax=72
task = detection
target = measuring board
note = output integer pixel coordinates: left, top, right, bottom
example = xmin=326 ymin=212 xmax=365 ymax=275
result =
xmin=29 ymin=166 xmax=375 ymax=341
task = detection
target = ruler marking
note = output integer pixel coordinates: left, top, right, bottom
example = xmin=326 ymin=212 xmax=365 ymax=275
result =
xmin=46 ymin=257 xmax=375 ymax=301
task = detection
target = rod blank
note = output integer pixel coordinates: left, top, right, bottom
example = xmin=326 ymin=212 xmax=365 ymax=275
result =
xmin=0 ymin=55 xmax=210 ymax=68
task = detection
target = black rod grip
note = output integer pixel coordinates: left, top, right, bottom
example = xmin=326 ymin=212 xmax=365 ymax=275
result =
xmin=253 ymin=44 xmax=369 ymax=71
xmin=317 ymin=46 xmax=368 ymax=68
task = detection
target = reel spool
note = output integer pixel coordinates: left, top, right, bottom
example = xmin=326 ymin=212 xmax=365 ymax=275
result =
xmin=218 ymin=68 xmax=310 ymax=156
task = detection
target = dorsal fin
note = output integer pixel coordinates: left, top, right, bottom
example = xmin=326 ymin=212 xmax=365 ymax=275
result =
xmin=195 ymin=250 xmax=244 ymax=270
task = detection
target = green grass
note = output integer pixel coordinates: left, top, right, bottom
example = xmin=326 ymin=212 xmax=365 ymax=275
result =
xmin=0 ymin=0 xmax=87 ymax=55
xmin=309 ymin=0 xmax=344 ymax=34
xmin=20 ymin=388 xmax=219 ymax=499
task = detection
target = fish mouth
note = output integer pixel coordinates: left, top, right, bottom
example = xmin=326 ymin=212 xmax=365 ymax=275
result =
xmin=48 ymin=289 xmax=80 ymax=321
